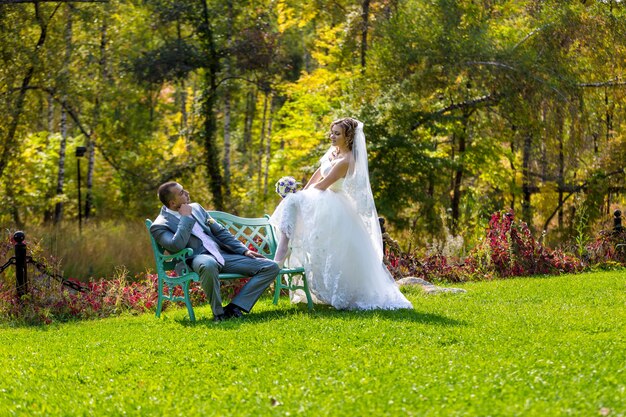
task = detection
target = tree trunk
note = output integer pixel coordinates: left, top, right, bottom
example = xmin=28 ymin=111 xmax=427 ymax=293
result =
xmin=509 ymin=133 xmax=516 ymax=212
xmin=243 ymin=88 xmax=257 ymax=155
xmin=223 ymin=89 xmax=232 ymax=197
xmin=43 ymin=93 xmax=55 ymax=223
xmin=179 ymin=80 xmax=189 ymax=144
xmin=257 ymin=92 xmax=269 ymax=193
xmin=200 ymin=0 xmax=224 ymax=210
xmin=605 ymin=88 xmax=612 ymax=142
xmin=202 ymin=75 xmax=224 ymax=209
xmin=0 ymin=2 xmax=47 ymax=180
xmin=360 ymin=0 xmax=371 ymax=70
xmin=222 ymin=0 xmax=234 ymax=198
xmin=86 ymin=8 xmax=107 ymax=219
xmin=263 ymin=95 xmax=275 ymax=199
xmin=557 ymin=106 xmax=565 ymax=230
xmin=54 ymin=107 xmax=67 ymax=224
xmin=6 ymin=183 xmax=23 ymax=229
xmin=54 ymin=4 xmax=73 ymax=224
xmin=450 ymin=115 xmax=468 ymax=234
xmin=521 ymin=132 xmax=533 ymax=224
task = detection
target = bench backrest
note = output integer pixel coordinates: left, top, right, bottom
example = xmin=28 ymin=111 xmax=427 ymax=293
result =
xmin=207 ymin=211 xmax=278 ymax=260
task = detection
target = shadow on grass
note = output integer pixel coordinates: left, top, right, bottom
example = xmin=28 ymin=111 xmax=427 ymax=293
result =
xmin=178 ymin=303 xmax=463 ymax=328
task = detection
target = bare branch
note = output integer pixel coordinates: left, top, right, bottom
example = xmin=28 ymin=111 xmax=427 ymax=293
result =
xmin=411 ymin=93 xmax=500 ymax=130
xmin=578 ymin=79 xmax=626 ymax=88
xmin=512 ymin=23 xmax=553 ymax=51
xmin=467 ymin=60 xmax=569 ymax=100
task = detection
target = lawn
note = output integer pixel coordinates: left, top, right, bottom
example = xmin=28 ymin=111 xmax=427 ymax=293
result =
xmin=0 ymin=271 xmax=625 ymax=416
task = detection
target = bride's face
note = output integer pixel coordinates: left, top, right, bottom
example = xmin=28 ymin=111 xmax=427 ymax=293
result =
xmin=330 ymin=124 xmax=346 ymax=148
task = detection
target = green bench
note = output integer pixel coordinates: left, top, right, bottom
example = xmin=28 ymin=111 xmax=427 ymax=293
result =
xmin=145 ymin=211 xmax=313 ymax=321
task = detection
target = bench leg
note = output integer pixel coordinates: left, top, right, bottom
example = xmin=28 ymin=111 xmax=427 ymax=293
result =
xmin=182 ymin=282 xmax=196 ymax=322
xmin=302 ymin=274 xmax=314 ymax=310
xmin=156 ymin=281 xmax=164 ymax=318
xmin=273 ymin=274 xmax=283 ymax=305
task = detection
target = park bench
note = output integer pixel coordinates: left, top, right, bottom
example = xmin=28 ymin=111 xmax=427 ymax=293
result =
xmin=145 ymin=211 xmax=313 ymax=321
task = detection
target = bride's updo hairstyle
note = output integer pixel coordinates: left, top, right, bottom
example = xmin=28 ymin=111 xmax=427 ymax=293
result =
xmin=331 ymin=117 xmax=359 ymax=151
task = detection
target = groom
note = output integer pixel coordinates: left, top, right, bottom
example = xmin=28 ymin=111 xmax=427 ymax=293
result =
xmin=150 ymin=181 xmax=279 ymax=321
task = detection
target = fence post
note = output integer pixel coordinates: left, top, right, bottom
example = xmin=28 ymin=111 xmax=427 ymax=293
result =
xmin=14 ymin=231 xmax=28 ymax=298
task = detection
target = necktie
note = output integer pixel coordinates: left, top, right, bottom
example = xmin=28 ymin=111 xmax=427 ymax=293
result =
xmin=191 ymin=222 xmax=225 ymax=266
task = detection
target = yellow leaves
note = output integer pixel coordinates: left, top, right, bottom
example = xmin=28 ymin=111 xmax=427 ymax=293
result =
xmin=311 ymin=26 xmax=345 ymax=67
xmin=171 ymin=137 xmax=187 ymax=158
xmin=277 ymin=0 xmax=318 ymax=33
xmin=277 ymin=1 xmax=298 ymax=33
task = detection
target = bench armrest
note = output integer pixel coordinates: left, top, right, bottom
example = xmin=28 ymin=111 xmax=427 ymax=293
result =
xmin=161 ymin=248 xmax=194 ymax=263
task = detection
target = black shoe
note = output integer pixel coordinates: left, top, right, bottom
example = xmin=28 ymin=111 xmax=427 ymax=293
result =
xmin=213 ymin=314 xmax=226 ymax=322
xmin=224 ymin=303 xmax=244 ymax=319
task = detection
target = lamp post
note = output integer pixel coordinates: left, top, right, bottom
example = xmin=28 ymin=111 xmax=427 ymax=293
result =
xmin=76 ymin=146 xmax=87 ymax=233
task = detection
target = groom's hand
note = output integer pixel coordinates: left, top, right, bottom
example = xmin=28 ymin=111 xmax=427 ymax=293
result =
xmin=179 ymin=203 xmax=192 ymax=216
xmin=244 ymin=250 xmax=265 ymax=259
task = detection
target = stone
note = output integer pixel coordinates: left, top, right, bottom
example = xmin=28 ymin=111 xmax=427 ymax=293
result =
xmin=397 ymin=276 xmax=467 ymax=294
xmin=397 ymin=277 xmax=435 ymax=287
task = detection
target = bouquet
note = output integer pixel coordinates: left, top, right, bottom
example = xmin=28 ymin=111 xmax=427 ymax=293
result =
xmin=275 ymin=176 xmax=300 ymax=198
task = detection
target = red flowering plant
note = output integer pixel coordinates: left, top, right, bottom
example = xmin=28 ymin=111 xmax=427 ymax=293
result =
xmin=384 ymin=235 xmax=484 ymax=283
xmin=584 ymin=228 xmax=626 ymax=269
xmin=0 ymin=230 xmax=205 ymax=324
xmin=384 ymin=210 xmax=584 ymax=284
xmin=473 ymin=210 xmax=584 ymax=277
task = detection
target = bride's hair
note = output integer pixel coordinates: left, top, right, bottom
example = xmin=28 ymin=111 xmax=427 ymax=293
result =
xmin=331 ymin=117 xmax=359 ymax=151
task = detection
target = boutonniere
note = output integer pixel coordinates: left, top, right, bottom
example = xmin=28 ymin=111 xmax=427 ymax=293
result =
xmin=206 ymin=218 xmax=216 ymax=225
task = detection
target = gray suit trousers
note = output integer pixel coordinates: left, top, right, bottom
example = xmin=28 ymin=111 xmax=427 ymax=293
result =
xmin=191 ymin=252 xmax=279 ymax=316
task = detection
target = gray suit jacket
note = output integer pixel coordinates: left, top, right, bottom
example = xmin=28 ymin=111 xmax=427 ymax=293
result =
xmin=150 ymin=203 xmax=248 ymax=260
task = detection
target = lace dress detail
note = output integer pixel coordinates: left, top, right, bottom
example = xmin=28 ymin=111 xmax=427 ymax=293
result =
xmin=269 ymin=155 xmax=412 ymax=311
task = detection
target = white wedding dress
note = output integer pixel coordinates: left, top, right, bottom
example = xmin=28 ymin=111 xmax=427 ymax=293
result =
xmin=269 ymin=122 xmax=412 ymax=311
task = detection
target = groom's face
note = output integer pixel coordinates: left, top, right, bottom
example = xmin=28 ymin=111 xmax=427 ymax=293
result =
xmin=168 ymin=183 xmax=190 ymax=209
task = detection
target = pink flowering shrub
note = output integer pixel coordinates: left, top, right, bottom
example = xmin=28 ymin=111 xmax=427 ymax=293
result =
xmin=0 ymin=230 xmax=254 ymax=325
xmin=583 ymin=228 xmax=626 ymax=268
xmin=476 ymin=210 xmax=584 ymax=277
xmin=0 ymin=268 xmax=249 ymax=325
xmin=0 ymin=271 xmax=159 ymax=324
xmin=386 ymin=210 xmax=584 ymax=283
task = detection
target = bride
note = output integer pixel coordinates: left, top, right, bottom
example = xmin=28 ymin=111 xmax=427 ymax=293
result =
xmin=269 ymin=117 xmax=412 ymax=310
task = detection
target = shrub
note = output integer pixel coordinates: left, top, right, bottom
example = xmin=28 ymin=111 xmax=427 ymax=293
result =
xmin=478 ymin=210 xmax=584 ymax=277
xmin=0 ymin=225 xmax=261 ymax=324
xmin=385 ymin=210 xmax=584 ymax=283
xmin=585 ymin=229 xmax=626 ymax=267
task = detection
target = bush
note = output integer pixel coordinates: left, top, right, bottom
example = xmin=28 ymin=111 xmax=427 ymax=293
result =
xmin=476 ymin=210 xmax=584 ymax=277
xmin=585 ymin=229 xmax=626 ymax=267
xmin=0 ymin=228 xmax=257 ymax=324
xmin=386 ymin=210 xmax=585 ymax=283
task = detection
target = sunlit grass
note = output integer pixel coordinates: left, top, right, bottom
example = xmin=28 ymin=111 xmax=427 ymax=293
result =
xmin=1 ymin=271 xmax=625 ymax=416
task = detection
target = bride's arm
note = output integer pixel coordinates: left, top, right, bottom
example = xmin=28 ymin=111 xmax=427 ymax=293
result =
xmin=313 ymin=159 xmax=349 ymax=191
xmin=303 ymin=167 xmax=322 ymax=190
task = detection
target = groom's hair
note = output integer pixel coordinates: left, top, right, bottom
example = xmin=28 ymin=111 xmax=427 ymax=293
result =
xmin=331 ymin=117 xmax=358 ymax=150
xmin=158 ymin=182 xmax=179 ymax=207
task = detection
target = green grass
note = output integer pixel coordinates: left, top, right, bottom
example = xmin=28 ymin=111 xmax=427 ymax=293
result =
xmin=1 ymin=271 xmax=625 ymax=416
